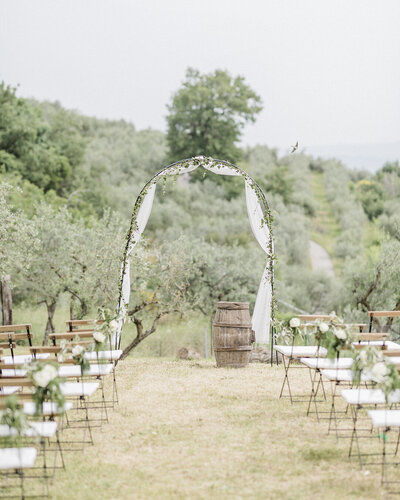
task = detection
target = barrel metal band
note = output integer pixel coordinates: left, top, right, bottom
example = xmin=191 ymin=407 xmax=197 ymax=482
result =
xmin=213 ymin=322 xmax=252 ymax=328
xmin=213 ymin=346 xmax=253 ymax=352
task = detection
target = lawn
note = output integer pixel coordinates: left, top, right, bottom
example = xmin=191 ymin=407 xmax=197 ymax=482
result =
xmin=50 ymin=358 xmax=384 ymax=499
xmin=12 ymin=305 xmax=210 ymax=357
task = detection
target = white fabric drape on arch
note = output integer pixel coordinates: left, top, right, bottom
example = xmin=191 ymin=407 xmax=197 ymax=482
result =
xmin=116 ymin=183 xmax=156 ymax=342
xmin=116 ymin=160 xmax=273 ymax=346
xmin=244 ymin=182 xmax=272 ymax=344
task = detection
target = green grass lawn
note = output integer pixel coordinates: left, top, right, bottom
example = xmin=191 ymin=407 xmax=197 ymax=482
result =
xmin=44 ymin=358 xmax=385 ymax=499
xmin=12 ymin=304 xmax=210 ymax=357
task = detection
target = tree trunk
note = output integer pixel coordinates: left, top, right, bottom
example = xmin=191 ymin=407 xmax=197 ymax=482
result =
xmin=69 ymin=295 xmax=76 ymax=320
xmin=121 ymin=335 xmax=144 ymax=360
xmin=1 ymin=275 xmax=13 ymax=325
xmin=43 ymin=299 xmax=57 ymax=346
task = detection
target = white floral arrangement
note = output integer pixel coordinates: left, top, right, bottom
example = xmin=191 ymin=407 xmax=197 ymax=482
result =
xmin=313 ymin=312 xmax=352 ymax=358
xmin=275 ymin=317 xmax=303 ymax=345
xmin=26 ymin=361 xmax=65 ymax=415
xmin=58 ymin=341 xmax=90 ymax=374
xmin=93 ymin=308 xmax=120 ymax=351
xmin=352 ymin=346 xmax=399 ymax=401
xmin=0 ymin=395 xmax=30 ymax=446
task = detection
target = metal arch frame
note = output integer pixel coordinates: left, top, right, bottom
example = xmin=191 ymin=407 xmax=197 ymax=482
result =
xmin=116 ymin=156 xmax=275 ymax=354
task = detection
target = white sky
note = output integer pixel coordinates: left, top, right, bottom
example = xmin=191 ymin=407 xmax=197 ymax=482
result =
xmin=0 ymin=0 xmax=399 ymax=149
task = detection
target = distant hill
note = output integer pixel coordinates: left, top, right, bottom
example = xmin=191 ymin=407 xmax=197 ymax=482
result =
xmin=304 ymin=142 xmax=400 ymax=172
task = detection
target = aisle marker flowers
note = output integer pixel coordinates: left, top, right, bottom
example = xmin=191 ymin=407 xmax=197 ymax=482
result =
xmin=0 ymin=395 xmax=30 ymax=446
xmin=314 ymin=313 xmax=353 ymax=358
xmin=58 ymin=340 xmax=90 ymax=374
xmin=26 ymin=361 xmax=65 ymax=416
xmin=352 ymin=346 xmax=400 ymax=402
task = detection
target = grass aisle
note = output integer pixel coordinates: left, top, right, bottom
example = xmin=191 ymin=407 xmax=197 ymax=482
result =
xmin=54 ymin=359 xmax=381 ymax=499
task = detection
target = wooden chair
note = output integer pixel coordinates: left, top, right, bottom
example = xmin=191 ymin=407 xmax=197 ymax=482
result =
xmin=368 ymin=310 xmax=400 ymax=332
xmin=0 ymin=447 xmax=41 ymax=498
xmin=0 ymin=333 xmax=17 ymax=359
xmin=64 ymin=319 xmax=116 ymax=355
xmin=0 ymin=377 xmax=99 ymax=450
xmin=352 ymin=333 xmax=400 ymax=350
xmin=29 ymin=342 xmax=94 ymax=359
xmin=341 ymin=389 xmax=400 ymax=468
xmin=49 ymin=331 xmax=96 ymax=346
xmin=0 ymin=411 xmax=64 ymax=482
xmin=66 ymin=319 xmax=104 ymax=332
xmin=368 ymin=410 xmax=400 ymax=493
xmin=63 ymin=321 xmax=121 ymax=406
xmin=0 ymin=324 xmax=33 ymax=345
xmin=29 ymin=346 xmax=114 ymax=418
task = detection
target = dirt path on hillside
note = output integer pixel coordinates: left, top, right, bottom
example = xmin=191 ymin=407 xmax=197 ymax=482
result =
xmin=309 ymin=239 xmax=335 ymax=277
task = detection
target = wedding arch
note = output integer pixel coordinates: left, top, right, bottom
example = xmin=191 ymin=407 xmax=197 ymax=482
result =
xmin=114 ymin=156 xmax=275 ymax=349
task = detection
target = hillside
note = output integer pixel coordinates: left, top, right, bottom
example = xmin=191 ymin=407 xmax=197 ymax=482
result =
xmin=2 ymin=87 xmax=400 ymax=342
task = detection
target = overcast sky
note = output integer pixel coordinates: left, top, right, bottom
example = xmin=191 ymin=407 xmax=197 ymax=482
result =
xmin=0 ymin=0 xmax=399 ymax=150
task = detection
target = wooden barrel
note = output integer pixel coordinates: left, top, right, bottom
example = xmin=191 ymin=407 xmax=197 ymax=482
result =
xmin=213 ymin=301 xmax=255 ymax=368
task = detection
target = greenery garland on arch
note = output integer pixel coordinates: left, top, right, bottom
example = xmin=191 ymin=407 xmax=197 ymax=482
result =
xmin=116 ymin=156 xmax=275 ymax=348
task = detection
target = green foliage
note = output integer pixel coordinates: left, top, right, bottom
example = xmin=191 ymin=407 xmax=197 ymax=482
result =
xmin=166 ymin=68 xmax=262 ymax=165
xmin=355 ymin=179 xmax=385 ymax=220
xmin=0 ymin=83 xmax=86 ymax=195
xmin=0 ymin=182 xmax=38 ymax=279
xmin=0 ymin=395 xmax=29 ymax=445
xmin=263 ymin=166 xmax=293 ymax=204
xmin=342 ymin=237 xmax=400 ymax=314
xmin=3 ymin=78 xmax=400 ymax=344
xmin=351 ymin=346 xmax=400 ymax=402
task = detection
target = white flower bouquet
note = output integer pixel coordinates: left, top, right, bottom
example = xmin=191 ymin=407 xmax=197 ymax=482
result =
xmin=0 ymin=395 xmax=30 ymax=446
xmin=58 ymin=340 xmax=90 ymax=374
xmin=314 ymin=313 xmax=353 ymax=358
xmin=274 ymin=317 xmax=303 ymax=345
xmin=93 ymin=307 xmax=120 ymax=351
xmin=352 ymin=346 xmax=399 ymax=401
xmin=26 ymin=361 xmax=65 ymax=416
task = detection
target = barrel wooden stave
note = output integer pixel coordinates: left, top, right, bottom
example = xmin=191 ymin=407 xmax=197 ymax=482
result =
xmin=213 ymin=301 xmax=254 ymax=368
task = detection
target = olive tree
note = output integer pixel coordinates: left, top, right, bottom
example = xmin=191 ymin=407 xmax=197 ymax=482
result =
xmin=121 ymin=235 xmax=263 ymax=359
xmin=0 ymin=183 xmax=37 ymax=324
xmin=166 ymin=68 xmax=262 ymax=164
xmin=24 ymin=204 xmax=124 ymax=343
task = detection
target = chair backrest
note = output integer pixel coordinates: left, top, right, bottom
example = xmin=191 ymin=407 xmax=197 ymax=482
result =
xmin=0 ymin=324 xmax=33 ymax=345
xmin=383 ymin=349 xmax=400 ymax=357
xmin=0 ymin=377 xmax=33 ymax=387
xmin=353 ymin=332 xmax=389 ymax=342
xmin=368 ymin=310 xmax=400 ymax=332
xmin=298 ymin=316 xmax=366 ymax=331
xmin=50 ymin=331 xmax=95 ymax=346
xmin=66 ymin=319 xmax=104 ymax=332
xmin=30 ymin=341 xmax=93 ymax=358
xmin=0 ymin=393 xmax=33 ymax=408
xmin=298 ymin=315 xmax=330 ymax=322
xmin=0 ymin=333 xmax=17 ymax=356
